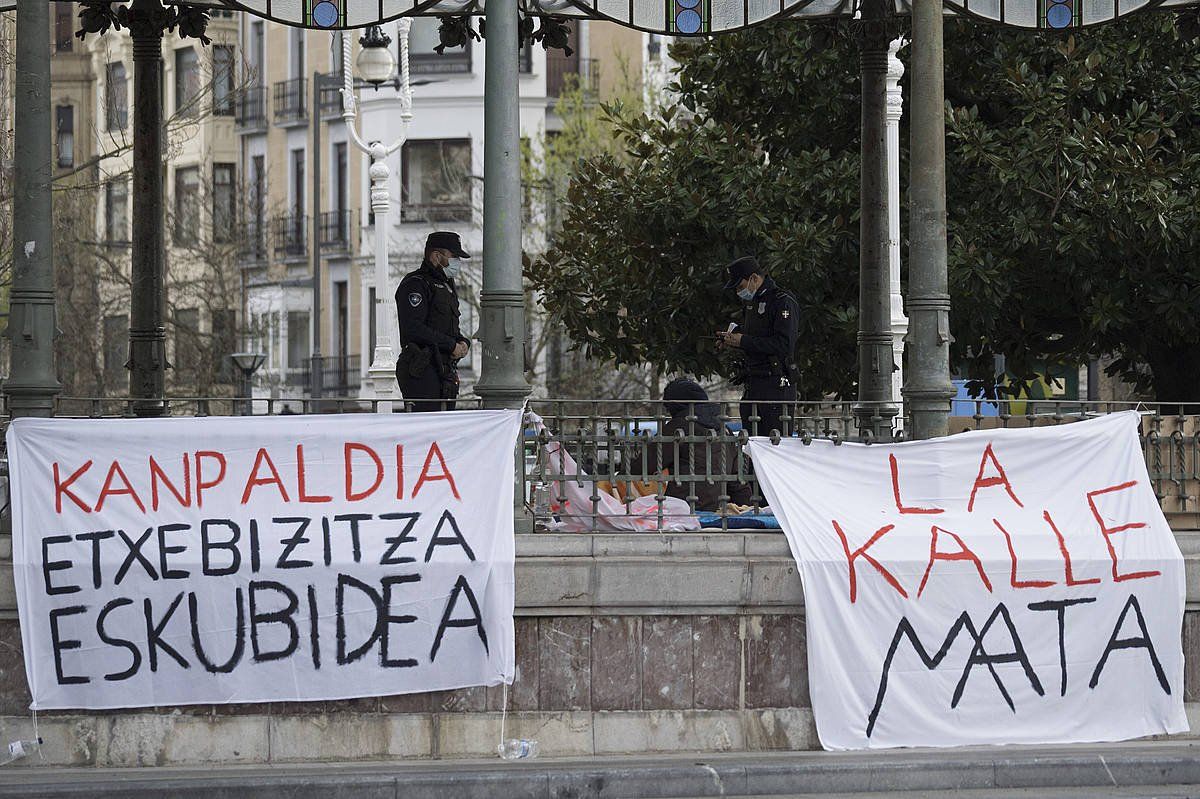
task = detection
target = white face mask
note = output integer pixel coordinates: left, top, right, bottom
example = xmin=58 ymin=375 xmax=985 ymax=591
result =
xmin=737 ymin=286 xmax=755 ymax=302
xmin=444 ymin=258 xmax=464 ymax=279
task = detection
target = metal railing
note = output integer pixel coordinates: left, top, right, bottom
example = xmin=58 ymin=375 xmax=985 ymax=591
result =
xmin=290 ymin=355 xmax=362 ymax=395
xmin=520 ymin=399 xmax=1200 ymax=531
xmin=272 ymin=77 xmax=307 ymax=124
xmin=547 ymin=55 xmax=599 ymax=98
xmin=240 ymin=222 xmax=268 ymax=262
xmin=6 ymin=397 xmax=1199 ymax=532
xmin=400 ymin=203 xmax=472 ymax=224
xmin=318 ymin=75 xmax=345 ymax=116
xmin=318 ymin=209 xmax=355 ymax=251
xmin=272 ymin=213 xmax=307 ymax=258
xmin=235 ymin=85 xmax=268 ymax=129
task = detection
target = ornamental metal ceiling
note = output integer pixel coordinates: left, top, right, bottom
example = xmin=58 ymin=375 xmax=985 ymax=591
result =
xmin=216 ymin=0 xmax=816 ymax=33
xmin=4 ymin=0 xmax=1200 ymax=32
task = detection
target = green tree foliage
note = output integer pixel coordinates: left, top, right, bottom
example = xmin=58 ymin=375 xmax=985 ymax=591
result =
xmin=530 ymin=23 xmax=861 ymax=398
xmin=945 ymin=14 xmax=1200 ymax=402
xmin=530 ymin=13 xmax=1200 ymax=402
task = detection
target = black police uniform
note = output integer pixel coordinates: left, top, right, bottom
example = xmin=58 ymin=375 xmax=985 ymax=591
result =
xmin=395 ymin=260 xmax=468 ymax=412
xmin=734 ymin=276 xmax=799 ymax=436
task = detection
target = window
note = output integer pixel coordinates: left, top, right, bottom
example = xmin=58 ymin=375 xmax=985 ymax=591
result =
xmin=213 ymin=163 xmax=236 ymax=242
xmin=106 ymin=62 xmax=127 ymax=131
xmin=105 ymin=180 xmax=128 ymax=244
xmin=333 ymin=142 xmax=347 ymax=213
xmin=401 ymin=139 xmax=472 ymax=222
xmin=333 ymin=31 xmax=346 ymax=77
xmin=174 ymin=166 xmax=201 ymax=246
xmin=249 ymin=155 xmax=266 ymax=254
xmin=175 ymin=47 xmax=200 ymax=116
xmin=173 ymin=308 xmax=201 ymax=385
xmin=211 ymin=309 xmax=237 ymax=382
xmin=56 ymin=106 xmax=74 ymax=169
xmin=409 ymin=18 xmax=470 ymax=74
xmin=55 ymin=4 xmax=74 ymax=53
xmin=250 ymin=22 xmax=265 ymax=85
xmin=291 ymin=148 xmax=306 ymax=216
xmin=103 ymin=315 xmax=128 ymax=390
xmin=213 ymin=45 xmax=236 ymax=116
xmin=287 ymin=311 xmax=310 ymax=368
xmin=334 ymin=281 xmax=349 ymax=359
xmin=291 ymin=27 xmax=305 ymax=80
xmin=648 ymin=34 xmax=663 ymax=63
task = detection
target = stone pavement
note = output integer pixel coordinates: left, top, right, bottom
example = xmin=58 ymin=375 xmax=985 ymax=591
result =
xmin=2 ymin=741 xmax=1199 ymax=798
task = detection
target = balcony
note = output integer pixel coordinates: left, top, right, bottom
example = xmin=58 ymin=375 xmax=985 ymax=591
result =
xmin=272 ymin=214 xmax=308 ymax=258
xmin=400 ymin=203 xmax=472 ymax=225
xmin=239 ymin=222 xmax=268 ymax=263
xmin=318 ymin=75 xmax=345 ymax=117
xmin=319 ymin=210 xmax=355 ymax=252
xmin=547 ymin=55 xmax=599 ymax=99
xmin=273 ymin=77 xmax=307 ymax=125
xmin=236 ymin=86 xmax=267 ymax=130
xmin=288 ymin=354 xmax=362 ymax=395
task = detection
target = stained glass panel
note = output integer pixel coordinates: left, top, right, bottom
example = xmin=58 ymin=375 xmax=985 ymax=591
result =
xmin=5 ymin=0 xmax=1199 ymax=31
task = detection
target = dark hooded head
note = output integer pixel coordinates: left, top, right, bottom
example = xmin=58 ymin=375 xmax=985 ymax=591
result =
xmin=663 ymin=378 xmax=722 ymax=430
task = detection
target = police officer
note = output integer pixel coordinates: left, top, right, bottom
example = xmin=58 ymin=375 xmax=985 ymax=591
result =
xmin=715 ymin=256 xmax=799 ymax=436
xmin=395 ymin=231 xmax=471 ymax=411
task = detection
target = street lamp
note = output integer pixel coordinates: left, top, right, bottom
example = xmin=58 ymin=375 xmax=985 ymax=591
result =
xmin=356 ymin=26 xmax=396 ymax=87
xmin=342 ymin=21 xmax=413 ymax=412
xmin=230 ymin=351 xmax=267 ymax=416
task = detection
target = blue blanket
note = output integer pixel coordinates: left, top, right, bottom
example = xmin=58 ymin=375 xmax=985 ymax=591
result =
xmin=697 ymin=511 xmax=782 ymax=530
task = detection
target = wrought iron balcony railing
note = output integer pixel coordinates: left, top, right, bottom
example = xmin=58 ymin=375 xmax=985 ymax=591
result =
xmin=235 ymin=85 xmax=268 ymax=129
xmin=239 ymin=223 xmax=268 ymax=262
xmin=272 ymin=77 xmax=307 ymax=124
xmin=272 ymin=213 xmax=307 ymax=258
xmin=400 ymin=203 xmax=472 ymax=224
xmin=290 ymin=354 xmax=362 ymax=396
xmin=547 ymin=55 xmax=600 ymax=99
xmin=318 ymin=209 xmax=355 ymax=252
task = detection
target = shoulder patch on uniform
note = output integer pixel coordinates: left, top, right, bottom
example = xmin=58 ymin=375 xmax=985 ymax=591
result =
xmin=408 ymin=292 xmax=423 ymax=307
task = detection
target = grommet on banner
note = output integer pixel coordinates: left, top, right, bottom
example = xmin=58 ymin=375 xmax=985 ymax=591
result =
xmin=769 ymin=430 xmax=781 ymax=446
xmin=801 ymin=431 xmax=812 ymax=446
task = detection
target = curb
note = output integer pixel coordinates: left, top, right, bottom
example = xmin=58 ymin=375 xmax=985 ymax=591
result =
xmin=4 ymin=744 xmax=1200 ymax=798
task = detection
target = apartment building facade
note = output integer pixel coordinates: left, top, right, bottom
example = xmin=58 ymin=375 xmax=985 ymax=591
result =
xmin=48 ymin=3 xmax=244 ymax=398
xmin=238 ymin=15 xmax=653 ymax=403
xmin=36 ymin=8 xmax=656 ymax=404
xmin=235 ymin=19 xmax=365 ymax=402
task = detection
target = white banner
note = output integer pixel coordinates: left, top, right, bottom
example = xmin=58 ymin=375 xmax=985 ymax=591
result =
xmin=749 ymin=412 xmax=1187 ymax=750
xmin=8 ymin=410 xmax=523 ymax=710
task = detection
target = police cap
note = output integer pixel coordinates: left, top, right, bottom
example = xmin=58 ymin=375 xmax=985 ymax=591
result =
xmin=425 ymin=231 xmax=471 ymax=258
xmin=722 ymin=256 xmax=761 ymax=290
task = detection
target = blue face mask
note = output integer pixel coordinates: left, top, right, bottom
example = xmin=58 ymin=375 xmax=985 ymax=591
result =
xmin=444 ymin=259 xmax=464 ymax=280
xmin=737 ymin=286 xmax=755 ymax=302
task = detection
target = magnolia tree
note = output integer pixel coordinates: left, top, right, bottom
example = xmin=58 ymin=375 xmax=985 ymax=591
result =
xmin=531 ymin=14 xmax=1200 ymax=403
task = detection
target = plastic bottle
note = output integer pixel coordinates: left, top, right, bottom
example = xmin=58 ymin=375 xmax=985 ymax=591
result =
xmin=532 ymin=482 xmax=551 ymax=516
xmin=497 ymin=738 xmax=539 ymax=760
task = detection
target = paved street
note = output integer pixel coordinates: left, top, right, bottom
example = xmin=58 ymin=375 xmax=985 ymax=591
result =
xmin=3 ymin=741 xmax=1199 ymax=798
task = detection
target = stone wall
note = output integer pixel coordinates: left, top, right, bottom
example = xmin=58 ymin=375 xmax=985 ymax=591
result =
xmin=1 ymin=532 xmax=1197 ymax=767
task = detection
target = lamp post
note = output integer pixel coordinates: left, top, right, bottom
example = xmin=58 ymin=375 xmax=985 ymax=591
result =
xmin=886 ymin=38 xmax=909 ymax=432
xmin=230 ymin=351 xmax=266 ymax=415
xmin=341 ymin=23 xmax=410 ymax=413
